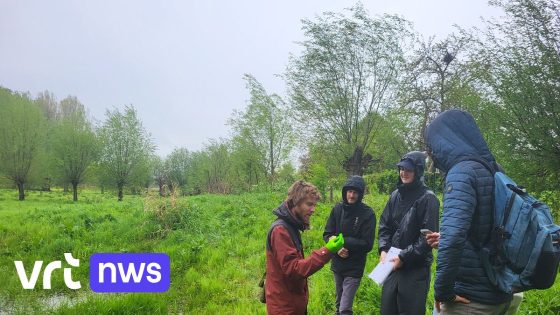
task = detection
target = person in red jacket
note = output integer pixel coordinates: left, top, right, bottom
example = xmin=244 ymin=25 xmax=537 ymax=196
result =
xmin=265 ymin=180 xmax=345 ymax=315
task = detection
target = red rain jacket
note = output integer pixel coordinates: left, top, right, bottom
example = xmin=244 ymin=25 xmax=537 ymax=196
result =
xmin=265 ymin=222 xmax=332 ymax=314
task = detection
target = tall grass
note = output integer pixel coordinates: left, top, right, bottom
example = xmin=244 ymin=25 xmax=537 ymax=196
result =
xmin=0 ymin=189 xmax=558 ymax=314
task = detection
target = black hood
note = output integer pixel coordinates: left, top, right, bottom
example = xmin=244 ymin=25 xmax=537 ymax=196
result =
xmin=424 ymin=109 xmax=496 ymax=173
xmin=342 ymin=175 xmax=366 ymax=205
xmin=397 ymin=150 xmax=427 ymax=187
xmin=272 ymin=202 xmax=306 ymax=231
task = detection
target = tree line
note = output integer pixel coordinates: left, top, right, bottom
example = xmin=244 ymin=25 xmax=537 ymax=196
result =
xmin=0 ymin=0 xmax=558 ymax=202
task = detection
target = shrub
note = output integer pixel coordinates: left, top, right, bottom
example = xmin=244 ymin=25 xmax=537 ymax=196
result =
xmin=424 ymin=171 xmax=444 ymax=194
xmin=539 ymin=190 xmax=560 ymax=222
xmin=142 ymin=192 xmax=198 ymax=238
xmin=365 ymin=169 xmax=398 ymax=194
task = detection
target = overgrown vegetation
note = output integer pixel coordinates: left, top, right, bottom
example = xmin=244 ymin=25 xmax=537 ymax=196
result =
xmin=0 ymin=189 xmax=558 ymax=314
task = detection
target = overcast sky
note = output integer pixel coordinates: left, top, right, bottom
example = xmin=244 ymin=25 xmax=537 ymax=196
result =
xmin=0 ymin=1 xmax=503 ymax=157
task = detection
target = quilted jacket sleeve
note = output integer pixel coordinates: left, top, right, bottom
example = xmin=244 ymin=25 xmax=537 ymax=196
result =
xmin=434 ymin=164 xmax=478 ymax=302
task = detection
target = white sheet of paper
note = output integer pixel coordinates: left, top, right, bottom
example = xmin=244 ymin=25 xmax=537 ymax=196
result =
xmin=368 ymin=247 xmax=401 ymax=285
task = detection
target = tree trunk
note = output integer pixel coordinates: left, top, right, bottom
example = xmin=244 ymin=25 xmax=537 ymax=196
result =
xmin=158 ymin=183 xmax=164 ymax=197
xmin=344 ymin=146 xmax=362 ymax=176
xmin=343 ymin=145 xmax=374 ymax=176
xmin=270 ymin=140 xmax=274 ymax=184
xmin=329 ymin=185 xmax=333 ymax=202
xmin=17 ymin=181 xmax=25 ymax=201
xmin=72 ymin=182 xmax=78 ymax=202
xmin=43 ymin=177 xmax=51 ymax=192
xmin=118 ymin=184 xmax=124 ymax=201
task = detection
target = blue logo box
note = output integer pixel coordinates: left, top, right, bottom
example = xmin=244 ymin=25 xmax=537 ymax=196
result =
xmin=90 ymin=253 xmax=170 ymax=293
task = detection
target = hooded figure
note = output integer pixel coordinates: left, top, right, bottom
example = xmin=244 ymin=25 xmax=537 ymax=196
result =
xmin=323 ymin=175 xmax=375 ymax=315
xmin=425 ymin=109 xmax=511 ymax=314
xmin=378 ymin=151 xmax=440 ymax=315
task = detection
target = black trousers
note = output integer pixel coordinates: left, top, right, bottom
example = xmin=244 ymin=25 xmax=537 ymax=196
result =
xmin=380 ymin=265 xmax=431 ymax=315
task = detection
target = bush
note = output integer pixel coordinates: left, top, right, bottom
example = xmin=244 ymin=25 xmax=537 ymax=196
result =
xmin=142 ymin=192 xmax=198 ymax=238
xmin=424 ymin=171 xmax=444 ymax=194
xmin=364 ymin=169 xmax=398 ymax=194
xmin=539 ymin=190 xmax=560 ymax=222
xmin=364 ymin=169 xmax=444 ymax=195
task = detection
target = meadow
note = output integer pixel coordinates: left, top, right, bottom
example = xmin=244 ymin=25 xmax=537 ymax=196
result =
xmin=0 ymin=188 xmax=559 ymax=314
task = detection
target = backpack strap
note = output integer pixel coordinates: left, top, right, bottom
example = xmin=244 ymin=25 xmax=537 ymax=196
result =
xmin=419 ymin=190 xmax=436 ymax=224
xmin=459 ymin=156 xmax=513 ymax=266
xmin=397 ymin=189 xmax=435 ymax=231
xmin=392 ymin=189 xmax=434 ymax=245
xmin=266 ymin=219 xmax=303 ymax=254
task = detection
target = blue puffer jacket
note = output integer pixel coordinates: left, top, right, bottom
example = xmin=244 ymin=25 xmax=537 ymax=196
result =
xmin=425 ymin=110 xmax=511 ymax=305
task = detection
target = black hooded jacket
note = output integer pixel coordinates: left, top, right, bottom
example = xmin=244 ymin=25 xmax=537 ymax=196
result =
xmin=323 ymin=176 xmax=376 ymax=277
xmin=378 ymin=152 xmax=440 ymax=269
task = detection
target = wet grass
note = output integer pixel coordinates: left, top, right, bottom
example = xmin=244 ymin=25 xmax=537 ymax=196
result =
xmin=0 ymin=189 xmax=558 ymax=314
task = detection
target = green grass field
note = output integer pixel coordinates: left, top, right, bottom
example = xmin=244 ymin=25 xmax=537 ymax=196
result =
xmin=0 ymin=189 xmax=558 ymax=314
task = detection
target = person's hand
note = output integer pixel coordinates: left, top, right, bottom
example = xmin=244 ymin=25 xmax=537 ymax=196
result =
xmin=454 ymin=295 xmax=470 ymax=304
xmin=337 ymin=247 xmax=349 ymax=258
xmin=389 ymin=256 xmax=403 ymax=271
xmin=380 ymin=251 xmax=387 ymax=263
xmin=426 ymin=232 xmax=440 ymax=249
xmin=325 ymin=233 xmax=344 ymax=253
xmin=435 ymin=301 xmax=441 ymax=313
xmin=435 ymin=295 xmax=471 ymax=313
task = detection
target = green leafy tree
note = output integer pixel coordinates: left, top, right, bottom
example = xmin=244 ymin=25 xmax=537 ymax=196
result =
xmin=300 ymin=144 xmax=347 ymax=201
xmin=187 ymin=140 xmax=234 ymax=194
xmin=152 ymin=155 xmax=168 ymax=196
xmin=126 ymin=153 xmax=153 ymax=195
xmin=51 ymin=99 xmax=98 ymax=201
xmin=367 ymin=110 xmax=412 ymax=170
xmin=34 ymin=90 xmax=60 ymax=191
xmin=277 ymin=162 xmax=296 ymax=187
xmin=0 ymin=88 xmax=45 ymax=200
xmin=474 ymin=0 xmax=560 ymax=190
xmin=98 ymin=106 xmax=154 ymax=201
xmin=286 ymin=4 xmax=413 ymax=175
xmin=35 ymin=90 xmax=59 ymax=121
xmin=398 ymin=33 xmax=476 ymax=146
xmin=229 ymin=74 xmax=294 ymax=184
xmin=186 ymin=150 xmax=207 ymax=195
xmin=165 ymin=148 xmax=191 ymax=195
xmin=202 ymin=140 xmax=232 ymax=194
xmin=229 ymin=140 xmax=264 ymax=190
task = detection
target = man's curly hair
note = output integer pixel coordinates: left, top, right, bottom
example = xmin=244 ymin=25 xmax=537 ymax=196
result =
xmin=285 ymin=180 xmax=321 ymax=207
